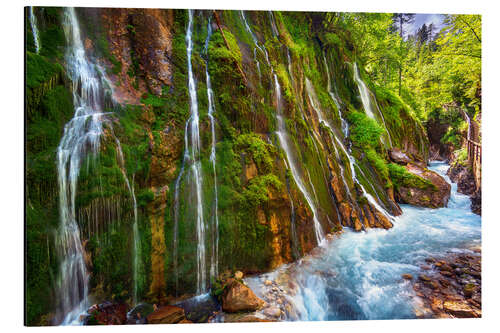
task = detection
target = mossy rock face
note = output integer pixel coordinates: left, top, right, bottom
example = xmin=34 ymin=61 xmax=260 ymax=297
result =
xmin=391 ymin=163 xmax=451 ymax=208
xmin=25 ymin=8 xmax=437 ymax=324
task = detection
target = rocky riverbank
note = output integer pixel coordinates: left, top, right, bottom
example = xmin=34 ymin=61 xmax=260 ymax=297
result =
xmin=408 ymin=247 xmax=481 ymax=318
xmin=447 ymin=162 xmax=481 ymax=215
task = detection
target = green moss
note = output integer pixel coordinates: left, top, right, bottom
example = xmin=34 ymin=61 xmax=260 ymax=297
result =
xmin=235 ymin=133 xmax=276 ymax=173
xmin=137 ymin=189 xmax=155 ymax=207
xmin=388 ymin=163 xmax=436 ymax=191
xmin=241 ymin=175 xmax=283 ymax=208
xmin=347 ymin=111 xmax=383 ymax=148
xmin=26 ymin=52 xmax=62 ymax=90
xmin=366 ymin=148 xmax=389 ymax=182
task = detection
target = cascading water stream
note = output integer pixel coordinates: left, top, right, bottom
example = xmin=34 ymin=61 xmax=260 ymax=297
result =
xmin=204 ymin=18 xmax=219 ymax=282
xmin=274 ymin=74 xmax=324 ymax=244
xmin=305 ymin=78 xmax=392 ymax=221
xmin=353 ymin=63 xmax=392 ymax=147
xmin=55 ymin=8 xmax=103 ymax=324
xmin=268 ymin=11 xmax=279 ymax=38
xmin=29 ymin=6 xmax=41 ymax=54
xmin=240 ymin=10 xmax=263 ymax=81
xmin=240 ymin=15 xmax=324 ymax=244
xmin=323 ymin=54 xmax=348 ymax=138
xmin=56 ymin=8 xmax=140 ymax=324
xmin=246 ymin=161 xmax=480 ymax=321
xmin=115 ymin=139 xmax=141 ymax=304
xmin=173 ymin=121 xmax=189 ymax=296
xmin=182 ymin=9 xmax=207 ymax=294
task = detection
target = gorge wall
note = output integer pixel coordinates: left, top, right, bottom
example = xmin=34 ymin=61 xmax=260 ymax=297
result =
xmin=26 ymin=7 xmax=434 ymax=325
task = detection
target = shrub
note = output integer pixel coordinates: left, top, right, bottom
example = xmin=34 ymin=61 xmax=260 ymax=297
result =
xmin=347 ymin=111 xmax=383 ymax=148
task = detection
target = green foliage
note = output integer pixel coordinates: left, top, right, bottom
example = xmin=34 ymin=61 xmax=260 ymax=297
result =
xmin=235 ymin=133 xmax=276 ymax=173
xmin=347 ymin=111 xmax=383 ymax=148
xmin=26 ymin=52 xmax=62 ymax=89
xmin=240 ymin=175 xmax=283 ymax=208
xmin=141 ymin=93 xmax=166 ymax=107
xmin=137 ymin=189 xmax=155 ymax=207
xmin=450 ymin=147 xmax=468 ymax=168
xmin=366 ymin=148 xmax=389 ymax=181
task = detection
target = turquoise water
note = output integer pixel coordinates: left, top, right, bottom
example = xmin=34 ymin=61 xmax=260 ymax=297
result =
xmin=246 ymin=161 xmax=481 ymax=321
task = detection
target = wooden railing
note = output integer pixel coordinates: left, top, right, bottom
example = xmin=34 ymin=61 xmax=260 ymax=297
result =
xmin=467 ymin=138 xmax=481 ymax=164
xmin=467 ymin=138 xmax=481 ymax=189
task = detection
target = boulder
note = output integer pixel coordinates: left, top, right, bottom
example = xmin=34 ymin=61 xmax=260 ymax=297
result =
xmin=222 ymin=279 xmax=266 ymax=313
xmin=235 ymin=271 xmax=244 ymax=280
xmin=85 ymin=302 xmax=128 ymax=325
xmin=389 ymin=148 xmax=412 ymax=165
xmin=395 ymin=164 xmax=451 ymax=208
xmin=146 ymin=305 xmax=186 ymax=324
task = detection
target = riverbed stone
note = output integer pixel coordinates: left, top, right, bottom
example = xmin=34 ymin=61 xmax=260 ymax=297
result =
xmin=443 ymin=301 xmax=477 ymax=318
xmin=222 ymin=279 xmax=266 ymax=313
xmin=146 ymin=305 xmax=186 ymax=324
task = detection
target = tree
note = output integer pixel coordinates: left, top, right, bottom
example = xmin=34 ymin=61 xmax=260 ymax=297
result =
xmin=392 ymin=13 xmax=415 ymax=95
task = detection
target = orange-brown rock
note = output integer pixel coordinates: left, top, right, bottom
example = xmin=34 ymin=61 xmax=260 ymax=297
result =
xmin=443 ymin=301 xmax=478 ymax=318
xmin=100 ymin=8 xmax=174 ymax=103
xmin=396 ymin=164 xmax=451 ymax=208
xmin=146 ymin=305 xmax=186 ymax=324
xmin=373 ymin=210 xmax=393 ymax=229
xmin=222 ymin=279 xmax=266 ymax=313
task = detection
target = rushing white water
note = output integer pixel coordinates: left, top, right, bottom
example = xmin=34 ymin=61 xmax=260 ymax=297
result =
xmin=29 ymin=6 xmax=41 ymax=54
xmin=56 ymin=8 xmax=140 ymax=324
xmin=274 ymin=74 xmax=324 ymax=244
xmin=247 ymin=161 xmax=480 ymax=321
xmin=55 ymin=7 xmax=103 ymax=324
xmin=186 ymin=9 xmax=207 ymax=294
xmin=353 ymin=63 xmax=392 ymax=147
xmin=204 ymin=19 xmax=219 ymax=282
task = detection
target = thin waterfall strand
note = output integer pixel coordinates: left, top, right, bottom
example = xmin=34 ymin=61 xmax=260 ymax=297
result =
xmin=274 ymin=74 xmax=324 ymax=244
xmin=29 ymin=7 xmax=41 ymax=54
xmin=204 ymin=19 xmax=219 ymax=281
xmin=186 ymin=9 xmax=207 ymax=294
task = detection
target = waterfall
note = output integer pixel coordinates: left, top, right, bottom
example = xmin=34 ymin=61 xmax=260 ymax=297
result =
xmin=247 ymin=162 xmax=480 ymax=321
xmin=55 ymin=7 xmax=103 ymax=324
xmin=56 ymin=8 xmax=140 ymax=324
xmin=274 ymin=74 xmax=324 ymax=244
xmin=464 ymin=111 xmax=471 ymax=140
xmin=184 ymin=9 xmax=207 ymax=294
xmin=323 ymin=54 xmax=348 ymax=138
xmin=268 ymin=11 xmax=279 ymax=37
xmin=240 ymin=11 xmax=262 ymax=82
xmin=29 ymin=6 xmax=41 ymax=54
xmin=305 ymin=78 xmax=392 ymax=222
xmin=204 ymin=18 xmax=219 ymax=282
xmin=115 ymin=139 xmax=141 ymax=304
xmin=172 ymin=121 xmax=189 ymax=296
xmin=353 ymin=63 xmax=392 ymax=147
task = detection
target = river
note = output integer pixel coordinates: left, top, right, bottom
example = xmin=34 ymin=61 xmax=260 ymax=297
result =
xmin=245 ymin=161 xmax=481 ymax=321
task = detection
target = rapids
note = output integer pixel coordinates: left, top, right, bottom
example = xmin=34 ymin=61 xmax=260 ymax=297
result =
xmin=245 ymin=161 xmax=481 ymax=321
